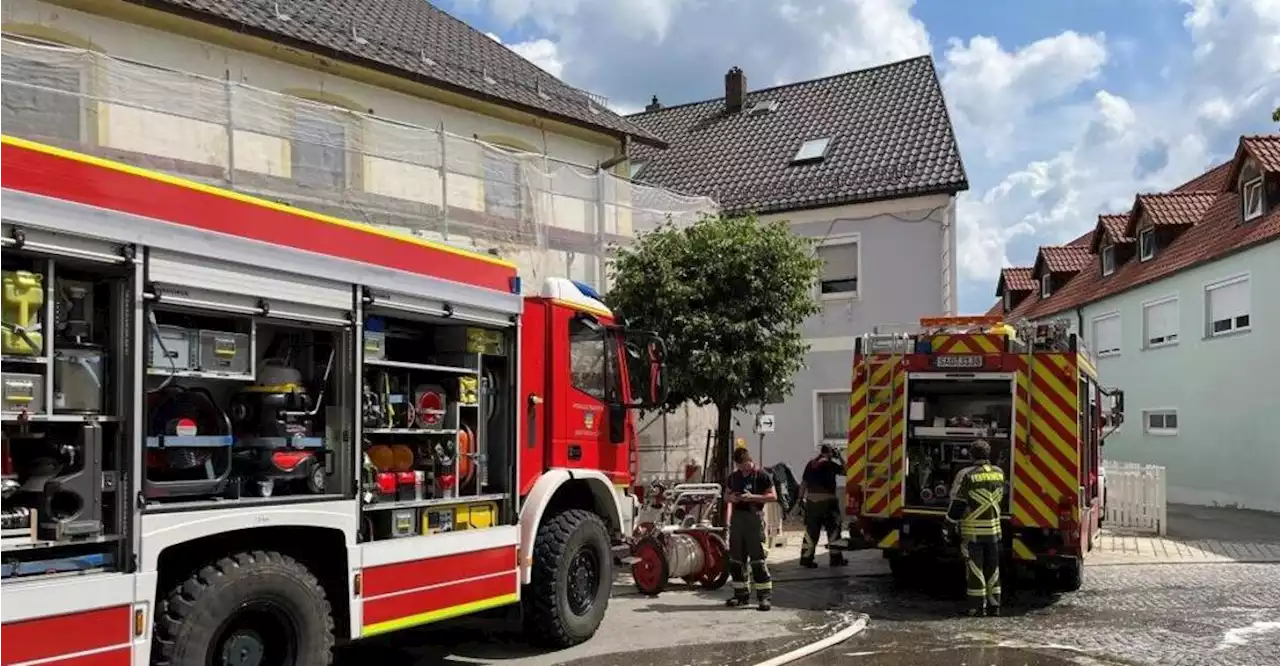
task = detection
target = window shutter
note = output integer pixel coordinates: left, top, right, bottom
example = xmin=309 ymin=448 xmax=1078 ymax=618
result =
xmin=1145 ymin=299 xmax=1177 ymax=343
xmin=817 ymin=243 xmax=858 ymax=281
xmin=1209 ymin=280 xmax=1249 ymax=323
xmin=1094 ymin=315 xmax=1120 ymax=354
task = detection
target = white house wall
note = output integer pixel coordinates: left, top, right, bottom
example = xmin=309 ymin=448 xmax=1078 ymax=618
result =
xmin=5 ymin=0 xmax=620 ymax=286
xmin=741 ymin=194 xmax=954 ymax=477
xmin=1072 ymin=240 xmax=1280 ymax=512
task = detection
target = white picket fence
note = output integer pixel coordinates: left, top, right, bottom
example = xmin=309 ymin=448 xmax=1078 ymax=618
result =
xmin=1102 ymin=461 xmax=1168 ymax=535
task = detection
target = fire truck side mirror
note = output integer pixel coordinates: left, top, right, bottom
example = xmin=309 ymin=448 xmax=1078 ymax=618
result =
xmin=619 ymin=330 xmax=668 ymax=409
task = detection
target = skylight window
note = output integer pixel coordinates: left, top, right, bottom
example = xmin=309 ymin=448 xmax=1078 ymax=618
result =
xmin=792 ymin=137 xmax=832 ymax=164
xmin=631 ymin=160 xmax=649 ymax=181
xmin=747 ymin=100 xmax=779 ymax=115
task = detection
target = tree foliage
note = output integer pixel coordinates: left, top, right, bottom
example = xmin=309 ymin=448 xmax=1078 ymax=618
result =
xmin=606 ymin=212 xmax=823 ymax=481
xmin=1273 ymin=105 xmax=1280 ymax=124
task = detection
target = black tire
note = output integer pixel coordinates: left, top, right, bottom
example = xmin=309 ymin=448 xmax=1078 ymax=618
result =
xmin=1056 ymin=558 xmax=1084 ymax=593
xmin=525 ymin=509 xmax=612 ymax=649
xmin=153 ymin=550 xmax=334 ymax=666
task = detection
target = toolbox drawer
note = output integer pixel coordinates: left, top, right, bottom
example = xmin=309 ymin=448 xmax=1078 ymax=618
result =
xmin=2 ymin=372 xmax=45 ymax=413
xmin=198 ymin=330 xmax=250 ymax=374
xmin=150 ymin=325 xmax=196 ymax=371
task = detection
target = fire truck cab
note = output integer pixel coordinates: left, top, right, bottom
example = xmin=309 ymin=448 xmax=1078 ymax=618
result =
xmin=0 ymin=136 xmax=666 ymax=666
xmin=840 ymin=315 xmax=1124 ymax=592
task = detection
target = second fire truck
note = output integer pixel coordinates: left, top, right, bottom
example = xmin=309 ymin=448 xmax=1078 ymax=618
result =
xmin=840 ymin=315 xmax=1124 ymax=591
xmin=0 ymin=135 xmax=666 ymax=665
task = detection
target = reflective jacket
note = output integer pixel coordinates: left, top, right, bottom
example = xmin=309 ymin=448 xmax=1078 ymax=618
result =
xmin=945 ymin=463 xmax=1005 ymax=541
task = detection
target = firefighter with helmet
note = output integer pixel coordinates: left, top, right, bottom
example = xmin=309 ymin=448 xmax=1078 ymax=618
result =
xmin=798 ymin=444 xmax=848 ymax=568
xmin=724 ymin=447 xmax=777 ymax=611
xmin=944 ymin=439 xmax=1006 ymax=616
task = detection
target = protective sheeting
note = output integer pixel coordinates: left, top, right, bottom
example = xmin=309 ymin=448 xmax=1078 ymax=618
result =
xmin=0 ymin=34 xmax=718 ymax=295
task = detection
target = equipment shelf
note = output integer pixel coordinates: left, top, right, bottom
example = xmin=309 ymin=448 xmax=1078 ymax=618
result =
xmin=0 ymin=355 xmax=49 ymax=365
xmin=2 ymin=414 xmax=121 ymax=423
xmin=145 ymin=435 xmax=234 ymax=449
xmin=361 ymin=493 xmax=507 ymax=513
xmin=145 ymin=368 xmax=256 ymax=382
xmin=363 ymin=358 xmax=477 ymax=375
xmin=1 ymin=533 xmax=122 ymax=553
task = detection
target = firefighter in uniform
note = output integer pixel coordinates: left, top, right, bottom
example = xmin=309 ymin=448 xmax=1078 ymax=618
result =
xmin=799 ymin=444 xmax=848 ymax=568
xmin=724 ymin=447 xmax=777 ymax=611
xmin=944 ymin=439 xmax=1005 ymax=616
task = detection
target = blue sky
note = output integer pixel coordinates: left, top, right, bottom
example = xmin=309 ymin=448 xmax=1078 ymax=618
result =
xmin=444 ymin=0 xmax=1278 ymax=313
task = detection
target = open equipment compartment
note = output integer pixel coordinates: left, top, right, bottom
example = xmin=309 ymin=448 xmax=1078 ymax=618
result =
xmin=358 ymin=304 xmax=515 ymax=543
xmin=2 ymin=246 xmax=133 ymax=580
xmin=903 ymin=374 xmax=1015 ymax=512
xmin=141 ymin=298 xmax=354 ymax=507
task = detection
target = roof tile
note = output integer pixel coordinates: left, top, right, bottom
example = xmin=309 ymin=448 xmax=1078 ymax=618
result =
xmin=999 ymin=267 xmax=1035 ymax=294
xmin=1136 ymin=191 xmax=1219 ymax=226
xmin=132 ymin=0 xmax=665 ymax=146
xmin=626 ymin=57 xmax=968 ymax=215
xmin=1243 ymin=136 xmax=1280 ymax=172
xmin=1174 ymin=160 xmax=1231 ymax=193
xmin=1100 ymin=214 xmax=1133 ymax=243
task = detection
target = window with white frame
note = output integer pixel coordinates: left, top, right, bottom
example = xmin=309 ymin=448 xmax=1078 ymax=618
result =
xmin=817 ymin=391 xmax=851 ymax=445
xmin=1040 ymin=273 xmax=1052 ymax=298
xmin=816 ymin=236 xmax=859 ymax=298
xmin=1205 ymin=275 xmax=1251 ymax=336
xmin=1101 ymin=245 xmax=1116 ymax=276
xmin=1142 ymin=296 xmax=1179 ymax=348
xmin=1143 ymin=409 xmax=1178 ymax=436
xmin=1242 ymin=177 xmax=1264 ymax=221
xmin=1092 ymin=312 xmax=1121 ymax=356
xmin=1139 ymin=228 xmax=1155 ymax=261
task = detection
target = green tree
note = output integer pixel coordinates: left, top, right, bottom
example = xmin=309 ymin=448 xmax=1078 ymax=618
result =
xmin=606 ymin=212 xmax=822 ymax=486
xmin=1273 ymin=105 xmax=1280 ymax=123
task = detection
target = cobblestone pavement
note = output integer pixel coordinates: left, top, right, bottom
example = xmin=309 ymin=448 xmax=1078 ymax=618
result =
xmin=789 ymin=559 xmax=1280 ymax=666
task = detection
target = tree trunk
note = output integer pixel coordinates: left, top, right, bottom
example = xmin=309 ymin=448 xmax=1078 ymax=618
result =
xmin=709 ymin=403 xmax=734 ymax=488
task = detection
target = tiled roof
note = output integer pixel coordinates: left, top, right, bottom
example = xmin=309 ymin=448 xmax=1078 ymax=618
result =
xmin=625 ymin=56 xmax=969 ymax=215
xmin=1130 ymin=191 xmax=1219 ymax=232
xmin=1038 ymin=245 xmax=1093 ymax=274
xmin=1089 ymin=213 xmax=1134 ymax=253
xmin=984 ymin=300 xmax=1004 ymax=317
xmin=997 ymin=267 xmax=1035 ymax=295
xmin=994 ymin=135 xmax=1280 ymax=323
xmin=1174 ymin=160 xmax=1231 ymax=193
xmin=131 ymin=0 xmax=665 ymax=147
xmin=1243 ymin=136 xmax=1280 ymax=172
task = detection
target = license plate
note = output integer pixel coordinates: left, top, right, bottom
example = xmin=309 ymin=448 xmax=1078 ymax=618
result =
xmin=933 ymin=354 xmax=983 ymax=369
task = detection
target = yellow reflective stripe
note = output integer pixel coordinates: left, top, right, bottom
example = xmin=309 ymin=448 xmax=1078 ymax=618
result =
xmin=361 ymin=593 xmax=518 ymax=637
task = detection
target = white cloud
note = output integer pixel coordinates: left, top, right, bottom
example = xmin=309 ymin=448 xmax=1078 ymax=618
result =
xmin=941 ymin=31 xmax=1109 ymax=159
xmin=508 ymin=38 xmax=566 ymax=78
xmin=453 ymin=0 xmax=1280 ymax=311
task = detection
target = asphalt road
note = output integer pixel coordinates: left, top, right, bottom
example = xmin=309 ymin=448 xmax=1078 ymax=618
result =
xmin=339 ymin=558 xmax=1280 ymax=666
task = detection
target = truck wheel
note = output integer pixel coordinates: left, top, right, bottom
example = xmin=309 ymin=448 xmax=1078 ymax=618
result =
xmin=153 ymin=550 xmax=334 ymax=666
xmin=1056 ymin=558 xmax=1084 ymax=593
xmin=526 ymin=509 xmax=612 ymax=648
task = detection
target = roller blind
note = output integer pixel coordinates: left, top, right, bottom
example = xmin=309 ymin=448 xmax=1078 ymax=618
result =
xmin=1143 ymin=299 xmax=1178 ymax=346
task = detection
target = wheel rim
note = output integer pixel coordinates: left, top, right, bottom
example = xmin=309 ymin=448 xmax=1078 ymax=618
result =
xmin=631 ymin=541 xmax=664 ymax=593
xmin=209 ymin=600 xmax=300 ymax=666
xmin=566 ymin=546 xmax=601 ymax=616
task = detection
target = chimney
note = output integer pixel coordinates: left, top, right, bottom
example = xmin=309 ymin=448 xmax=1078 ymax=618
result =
xmin=725 ymin=66 xmax=746 ymax=112
xmin=645 ymin=94 xmax=662 ymax=112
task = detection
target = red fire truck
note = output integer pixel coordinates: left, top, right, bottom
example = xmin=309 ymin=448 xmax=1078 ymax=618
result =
xmin=840 ymin=316 xmax=1123 ymax=591
xmin=0 ymin=135 xmax=666 ymax=665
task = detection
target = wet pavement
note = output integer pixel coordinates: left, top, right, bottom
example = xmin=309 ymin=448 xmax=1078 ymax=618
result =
xmin=340 ymin=549 xmax=1280 ymax=666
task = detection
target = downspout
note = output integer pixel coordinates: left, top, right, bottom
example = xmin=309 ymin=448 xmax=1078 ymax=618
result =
xmin=940 ymin=196 xmax=958 ymax=315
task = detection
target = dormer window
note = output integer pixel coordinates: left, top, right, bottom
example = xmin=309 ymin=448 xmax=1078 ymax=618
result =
xmin=1041 ymin=273 xmax=1052 ymax=298
xmin=1139 ymin=228 xmax=1155 ymax=262
xmin=1101 ymin=244 xmax=1115 ymax=276
xmin=1242 ymin=177 xmax=1264 ymax=221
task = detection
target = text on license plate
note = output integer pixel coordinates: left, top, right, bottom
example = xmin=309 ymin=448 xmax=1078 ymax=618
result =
xmin=933 ymin=354 xmax=983 ymax=368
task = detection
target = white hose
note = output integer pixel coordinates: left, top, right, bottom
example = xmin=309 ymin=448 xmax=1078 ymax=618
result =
xmin=751 ymin=613 xmax=869 ymax=666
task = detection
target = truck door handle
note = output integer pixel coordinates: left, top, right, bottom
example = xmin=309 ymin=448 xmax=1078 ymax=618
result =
xmin=526 ymin=394 xmax=542 ymax=449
